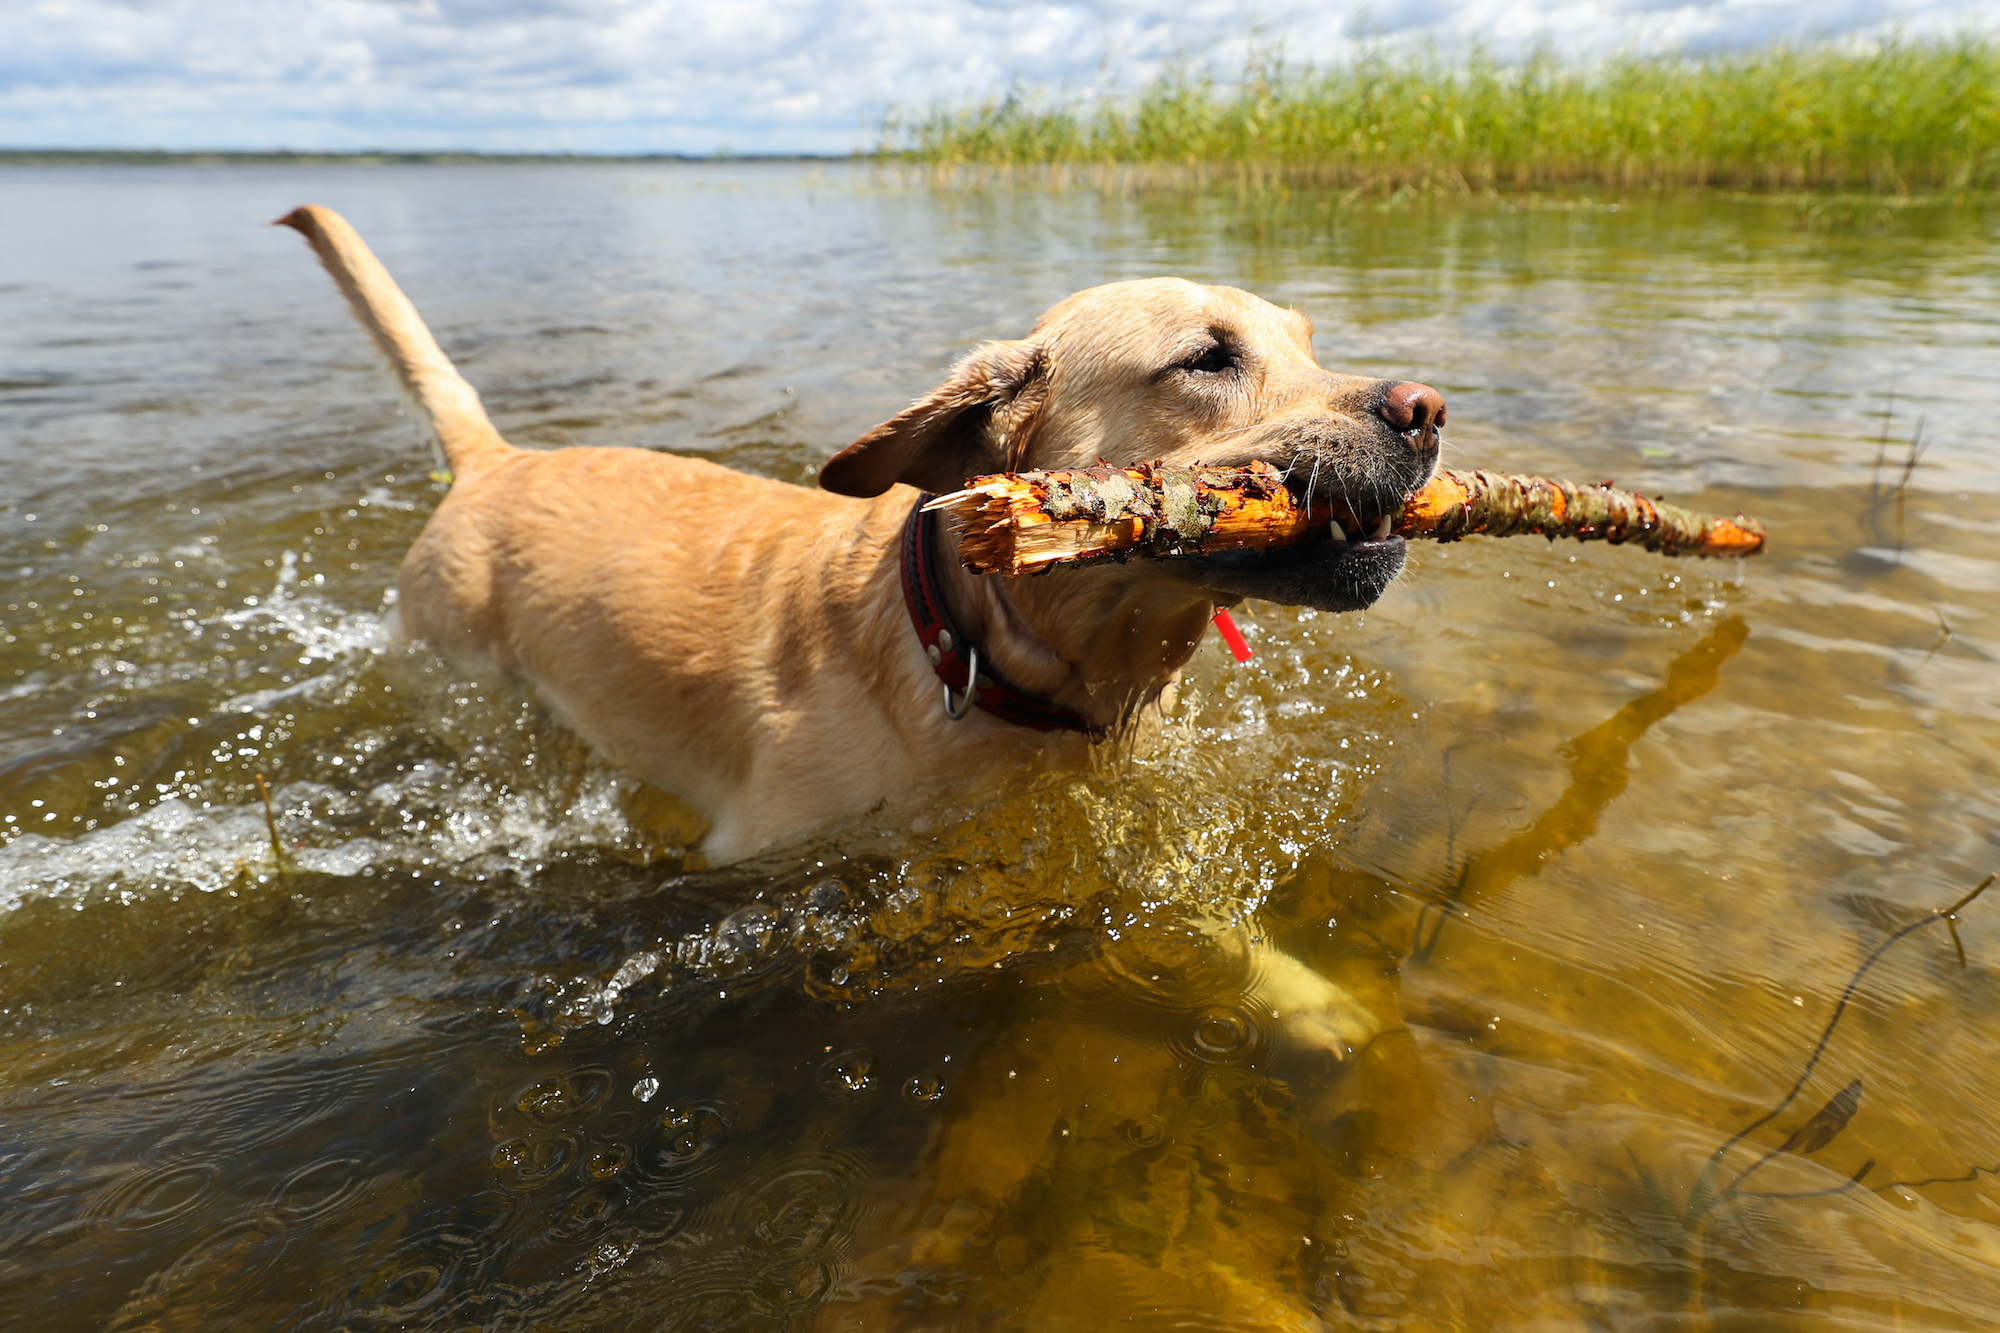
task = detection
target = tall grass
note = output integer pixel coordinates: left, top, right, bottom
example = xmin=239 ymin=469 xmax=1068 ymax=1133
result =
xmin=885 ymin=40 xmax=2000 ymax=192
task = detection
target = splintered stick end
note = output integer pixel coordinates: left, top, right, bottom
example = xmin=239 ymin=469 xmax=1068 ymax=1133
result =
xmin=925 ymin=479 xmax=1020 ymax=512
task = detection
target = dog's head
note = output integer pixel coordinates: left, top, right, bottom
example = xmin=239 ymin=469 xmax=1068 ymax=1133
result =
xmin=821 ymin=278 xmax=1444 ymax=614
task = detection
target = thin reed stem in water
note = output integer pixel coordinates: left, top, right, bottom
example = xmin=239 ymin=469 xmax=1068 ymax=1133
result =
xmin=1687 ymin=872 xmax=1998 ymax=1221
xmin=254 ymin=772 xmax=286 ymax=870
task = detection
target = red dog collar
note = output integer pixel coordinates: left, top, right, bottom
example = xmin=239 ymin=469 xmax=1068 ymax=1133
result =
xmin=900 ymin=496 xmax=1102 ymax=735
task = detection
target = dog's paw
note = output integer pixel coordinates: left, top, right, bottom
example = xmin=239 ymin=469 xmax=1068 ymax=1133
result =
xmin=1248 ymin=941 xmax=1385 ymax=1061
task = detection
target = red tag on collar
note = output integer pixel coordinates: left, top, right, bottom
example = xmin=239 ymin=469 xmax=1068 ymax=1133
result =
xmin=1212 ymin=608 xmax=1254 ymax=662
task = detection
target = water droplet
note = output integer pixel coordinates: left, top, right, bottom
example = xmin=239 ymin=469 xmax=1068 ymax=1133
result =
xmin=514 ymin=1067 xmax=614 ymax=1125
xmin=632 ymin=1076 xmax=660 ymax=1102
xmin=743 ymin=1167 xmax=855 ymax=1256
xmin=634 ymin=1102 xmax=733 ymax=1182
xmin=1174 ymin=1002 xmax=1266 ymax=1065
xmin=818 ymin=1050 xmax=875 ymax=1097
xmin=490 ymin=1135 xmax=576 ymax=1190
xmin=551 ymin=1186 xmax=620 ymax=1240
xmin=718 ymin=904 xmax=783 ymax=958
xmin=902 ymin=1072 xmax=944 ymax=1104
xmin=588 ymin=1236 xmax=637 ymax=1276
xmin=586 ymin=1145 xmax=631 ymax=1179
xmin=805 ymin=878 xmax=849 ymax=911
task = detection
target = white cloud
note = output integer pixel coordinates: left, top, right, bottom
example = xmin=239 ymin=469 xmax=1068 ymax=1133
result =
xmin=0 ymin=0 xmax=1993 ymax=154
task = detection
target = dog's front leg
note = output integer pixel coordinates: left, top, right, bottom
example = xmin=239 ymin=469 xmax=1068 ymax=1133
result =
xmin=1247 ymin=936 xmax=1386 ymax=1057
xmin=1205 ymin=925 xmax=1387 ymax=1060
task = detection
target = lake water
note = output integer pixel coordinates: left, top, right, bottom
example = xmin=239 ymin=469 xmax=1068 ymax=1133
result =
xmin=2 ymin=162 xmax=1998 ymax=1330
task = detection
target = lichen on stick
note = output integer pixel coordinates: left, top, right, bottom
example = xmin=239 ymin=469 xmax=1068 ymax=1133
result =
xmin=926 ymin=463 xmax=1766 ymax=576
xmin=1399 ymin=468 xmax=1767 ymax=558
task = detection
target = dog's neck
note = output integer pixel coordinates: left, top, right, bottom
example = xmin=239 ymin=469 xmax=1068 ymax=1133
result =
xmin=926 ymin=514 xmax=1217 ymax=730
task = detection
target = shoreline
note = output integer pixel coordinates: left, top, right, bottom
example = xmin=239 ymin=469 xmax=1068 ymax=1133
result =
xmin=0 ymin=149 xmax=841 ymax=166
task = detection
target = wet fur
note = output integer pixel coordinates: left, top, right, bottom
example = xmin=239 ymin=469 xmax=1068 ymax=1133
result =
xmin=277 ymin=206 xmax=1439 ymax=862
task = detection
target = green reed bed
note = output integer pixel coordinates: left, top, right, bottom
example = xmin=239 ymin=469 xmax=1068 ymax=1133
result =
xmin=886 ymin=39 xmax=2000 ymax=193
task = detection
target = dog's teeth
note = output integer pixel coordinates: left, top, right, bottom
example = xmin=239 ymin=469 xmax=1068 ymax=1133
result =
xmin=1326 ymin=517 xmax=1347 ymax=542
xmin=1368 ymin=514 xmax=1392 ymax=540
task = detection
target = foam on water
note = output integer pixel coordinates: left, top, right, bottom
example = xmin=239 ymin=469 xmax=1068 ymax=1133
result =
xmin=0 ymin=767 xmax=649 ymax=914
xmin=212 ymin=549 xmax=389 ymax=665
xmin=0 ymin=530 xmax=675 ymax=910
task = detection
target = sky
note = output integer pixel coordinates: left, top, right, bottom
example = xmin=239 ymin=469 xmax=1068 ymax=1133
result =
xmin=2 ymin=0 xmax=1995 ymax=156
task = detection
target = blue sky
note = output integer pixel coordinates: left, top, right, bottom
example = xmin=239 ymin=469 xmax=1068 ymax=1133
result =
xmin=3 ymin=0 xmax=1995 ymax=155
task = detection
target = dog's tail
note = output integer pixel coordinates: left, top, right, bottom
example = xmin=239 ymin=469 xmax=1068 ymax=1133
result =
xmin=277 ymin=204 xmax=513 ymax=478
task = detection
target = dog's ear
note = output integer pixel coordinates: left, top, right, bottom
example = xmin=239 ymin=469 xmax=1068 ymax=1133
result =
xmin=819 ymin=339 xmax=1044 ymax=498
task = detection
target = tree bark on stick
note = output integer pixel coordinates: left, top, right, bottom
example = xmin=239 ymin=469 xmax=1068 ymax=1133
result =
xmin=926 ymin=462 xmax=1766 ymax=576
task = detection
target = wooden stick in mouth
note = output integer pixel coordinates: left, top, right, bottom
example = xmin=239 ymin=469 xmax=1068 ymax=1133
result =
xmin=925 ymin=461 xmax=1767 ymax=577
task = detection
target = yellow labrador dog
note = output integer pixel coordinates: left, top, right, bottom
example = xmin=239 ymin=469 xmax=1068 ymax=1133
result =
xmin=280 ymin=204 xmax=1443 ymax=1049
xmin=280 ymin=205 xmax=1441 ymax=858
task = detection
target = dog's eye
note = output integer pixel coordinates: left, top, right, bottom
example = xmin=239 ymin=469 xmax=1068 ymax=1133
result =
xmin=1153 ymin=339 xmax=1240 ymax=383
xmin=1178 ymin=343 xmax=1235 ymax=376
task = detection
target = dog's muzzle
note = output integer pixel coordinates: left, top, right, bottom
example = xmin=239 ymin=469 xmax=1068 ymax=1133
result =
xmin=1168 ymin=381 xmax=1445 ymax=613
xmin=1169 ymin=528 xmax=1409 ymax=614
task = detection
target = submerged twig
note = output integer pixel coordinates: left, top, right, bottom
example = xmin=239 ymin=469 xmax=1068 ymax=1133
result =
xmin=1866 ymin=384 xmax=1897 ymax=510
xmin=1861 ymin=395 xmax=1931 ymax=554
xmin=1688 ymin=872 xmax=1997 ymax=1220
xmin=1718 ymin=1079 xmax=1865 ymax=1200
xmin=254 ymin=772 xmax=287 ymax=872
xmin=1895 ymin=417 xmax=1927 ymax=556
xmin=1918 ymin=606 xmax=1956 ymax=668
xmin=1878 ymin=1161 xmax=2000 ymax=1193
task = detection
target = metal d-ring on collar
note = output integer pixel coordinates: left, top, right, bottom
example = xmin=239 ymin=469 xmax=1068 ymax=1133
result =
xmin=898 ymin=495 xmax=1101 ymax=736
xmin=943 ymin=642 xmax=980 ymax=720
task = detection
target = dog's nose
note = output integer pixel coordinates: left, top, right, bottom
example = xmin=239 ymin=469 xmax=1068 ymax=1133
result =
xmin=1378 ymin=381 xmax=1446 ymax=435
